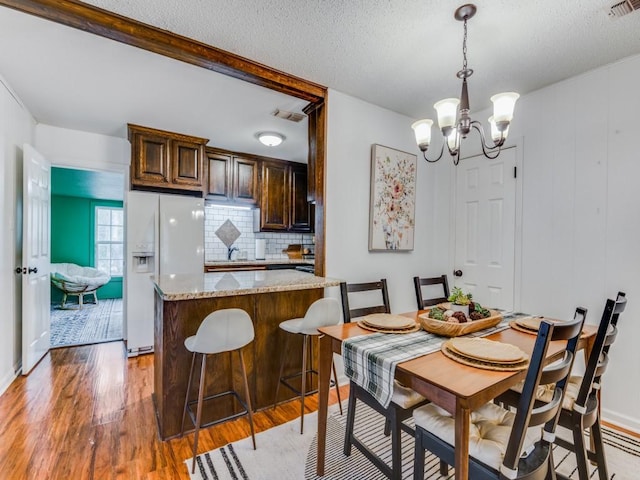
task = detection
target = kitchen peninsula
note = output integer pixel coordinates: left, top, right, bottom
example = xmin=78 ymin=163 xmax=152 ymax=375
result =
xmin=152 ymin=269 xmax=340 ymax=439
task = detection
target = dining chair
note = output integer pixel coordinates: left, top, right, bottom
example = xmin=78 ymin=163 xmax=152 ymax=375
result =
xmin=339 ymin=279 xmax=391 ymax=323
xmin=340 ymin=279 xmax=429 ymax=480
xmin=497 ymin=292 xmax=627 ymax=480
xmin=180 ymin=308 xmax=256 ymax=473
xmin=413 ymin=274 xmax=450 ymax=310
xmin=413 ymin=308 xmax=586 ymax=480
xmin=274 ymin=297 xmax=343 ymax=433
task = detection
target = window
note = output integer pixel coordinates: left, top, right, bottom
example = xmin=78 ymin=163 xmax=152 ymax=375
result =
xmin=95 ymin=206 xmax=124 ymax=276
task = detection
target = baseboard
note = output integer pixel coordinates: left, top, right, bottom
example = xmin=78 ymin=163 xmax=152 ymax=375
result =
xmin=602 ymin=407 xmax=640 ymax=434
xmin=0 ymin=366 xmax=19 ymax=397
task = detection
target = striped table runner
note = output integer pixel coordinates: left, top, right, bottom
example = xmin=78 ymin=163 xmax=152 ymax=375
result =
xmin=342 ymin=312 xmax=528 ymax=408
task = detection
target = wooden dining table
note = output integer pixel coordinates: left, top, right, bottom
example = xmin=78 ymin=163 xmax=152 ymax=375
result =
xmin=316 ymin=310 xmax=597 ymax=480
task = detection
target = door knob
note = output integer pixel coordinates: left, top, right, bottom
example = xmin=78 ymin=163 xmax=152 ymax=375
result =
xmin=28 ymin=267 xmax=38 ymax=274
xmin=453 ymin=269 xmax=463 ymax=277
xmin=15 ymin=267 xmax=25 ymax=274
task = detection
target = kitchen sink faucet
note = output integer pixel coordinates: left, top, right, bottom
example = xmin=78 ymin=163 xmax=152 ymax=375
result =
xmin=227 ymin=246 xmax=239 ymax=260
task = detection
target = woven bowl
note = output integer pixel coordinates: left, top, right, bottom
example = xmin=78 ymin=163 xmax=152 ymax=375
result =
xmin=419 ymin=310 xmax=502 ymax=337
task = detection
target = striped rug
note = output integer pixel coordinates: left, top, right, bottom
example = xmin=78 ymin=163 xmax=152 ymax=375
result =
xmin=188 ymin=401 xmax=640 ymax=479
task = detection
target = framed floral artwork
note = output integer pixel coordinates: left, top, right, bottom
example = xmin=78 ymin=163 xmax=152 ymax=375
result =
xmin=369 ymin=144 xmax=417 ymax=251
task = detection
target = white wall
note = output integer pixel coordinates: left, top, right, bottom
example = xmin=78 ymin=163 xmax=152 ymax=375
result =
xmin=325 ymin=89 xmax=451 ymax=314
xmin=35 ymin=124 xmax=130 ymax=174
xmin=0 ymin=76 xmax=36 ymax=395
xmin=453 ymin=54 xmax=640 ymax=430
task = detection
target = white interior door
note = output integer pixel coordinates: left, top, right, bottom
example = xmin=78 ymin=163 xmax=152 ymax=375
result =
xmin=22 ymin=144 xmax=51 ymax=375
xmin=453 ymin=147 xmax=516 ymax=310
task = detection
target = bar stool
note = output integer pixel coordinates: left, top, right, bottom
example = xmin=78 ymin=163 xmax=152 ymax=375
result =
xmin=180 ymin=308 xmax=256 ymax=473
xmin=274 ymin=297 xmax=343 ymax=433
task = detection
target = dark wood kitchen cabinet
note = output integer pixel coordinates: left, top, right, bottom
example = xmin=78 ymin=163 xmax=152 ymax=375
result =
xmin=128 ymin=124 xmax=208 ymax=194
xmin=260 ymin=160 xmax=289 ymax=230
xmin=259 ymin=160 xmax=312 ymax=232
xmin=290 ymin=163 xmax=312 ymax=232
xmin=205 ymin=149 xmax=231 ymax=202
xmin=205 ymin=147 xmax=260 ymax=206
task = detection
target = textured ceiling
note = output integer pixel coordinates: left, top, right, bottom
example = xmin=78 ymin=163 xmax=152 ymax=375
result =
xmin=1 ymin=1 xmax=640 ymax=163
xmin=81 ymin=0 xmax=640 ymax=117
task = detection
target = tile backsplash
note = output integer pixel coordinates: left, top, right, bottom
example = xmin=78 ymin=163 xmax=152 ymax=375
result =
xmin=204 ymin=205 xmax=313 ymax=262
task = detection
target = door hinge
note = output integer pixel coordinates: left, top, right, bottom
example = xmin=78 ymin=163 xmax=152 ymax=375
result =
xmin=513 ymin=166 xmax=517 ymax=178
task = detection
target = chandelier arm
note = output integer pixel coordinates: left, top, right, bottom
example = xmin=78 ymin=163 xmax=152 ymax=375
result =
xmin=470 ymin=121 xmax=503 ymax=159
xmin=420 ymin=143 xmax=446 ymax=163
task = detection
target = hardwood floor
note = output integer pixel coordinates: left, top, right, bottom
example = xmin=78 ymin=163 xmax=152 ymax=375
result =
xmin=0 ymin=342 xmax=346 ymax=479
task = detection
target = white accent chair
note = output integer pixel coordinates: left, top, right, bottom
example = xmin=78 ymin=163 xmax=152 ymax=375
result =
xmin=274 ymin=297 xmax=343 ymax=433
xmin=180 ymin=308 xmax=256 ymax=474
xmin=50 ymin=263 xmax=111 ymax=308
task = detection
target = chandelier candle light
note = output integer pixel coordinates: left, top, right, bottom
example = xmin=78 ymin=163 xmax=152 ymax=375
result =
xmin=411 ymin=4 xmax=519 ymax=165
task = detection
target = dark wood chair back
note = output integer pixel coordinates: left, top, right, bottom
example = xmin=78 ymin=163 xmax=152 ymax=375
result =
xmin=413 ymin=275 xmax=450 ymax=309
xmin=574 ymin=292 xmax=626 ymax=412
xmin=340 ymin=279 xmax=391 ymax=323
xmin=501 ymin=308 xmax=586 ymax=478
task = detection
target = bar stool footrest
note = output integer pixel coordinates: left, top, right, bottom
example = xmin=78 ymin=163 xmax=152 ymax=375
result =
xmin=279 ymin=368 xmax=337 ymax=397
xmin=186 ymin=390 xmax=251 ymax=430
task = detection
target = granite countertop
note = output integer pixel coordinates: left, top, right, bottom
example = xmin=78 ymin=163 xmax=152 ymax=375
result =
xmin=154 ymin=269 xmax=340 ymax=300
xmin=205 ymin=259 xmax=314 ymax=266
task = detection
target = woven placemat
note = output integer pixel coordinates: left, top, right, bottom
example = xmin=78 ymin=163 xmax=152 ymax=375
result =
xmin=362 ymin=313 xmax=416 ymax=330
xmin=441 ymin=342 xmax=529 ymax=371
xmin=509 ymin=321 xmax=539 ymax=335
xmin=448 ymin=337 xmax=527 ymax=363
xmin=356 ymin=320 xmax=421 ymax=334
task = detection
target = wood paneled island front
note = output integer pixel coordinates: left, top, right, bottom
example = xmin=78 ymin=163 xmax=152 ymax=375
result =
xmin=152 ymin=270 xmax=340 ymax=440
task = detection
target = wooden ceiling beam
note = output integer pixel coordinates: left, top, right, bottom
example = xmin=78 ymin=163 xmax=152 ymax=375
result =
xmin=0 ymin=0 xmax=327 ymax=103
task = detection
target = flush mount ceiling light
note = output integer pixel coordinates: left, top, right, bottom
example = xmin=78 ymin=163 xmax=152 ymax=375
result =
xmin=257 ymin=132 xmax=285 ymax=147
xmin=411 ymin=4 xmax=519 ymax=165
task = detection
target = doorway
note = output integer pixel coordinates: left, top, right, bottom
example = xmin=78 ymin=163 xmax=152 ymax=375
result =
xmin=452 ymin=147 xmax=518 ymax=311
xmin=49 ymin=167 xmax=125 ymax=348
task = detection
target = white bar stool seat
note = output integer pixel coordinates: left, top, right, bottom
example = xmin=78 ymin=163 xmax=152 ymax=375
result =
xmin=181 ymin=308 xmax=256 ymax=473
xmin=274 ymin=297 xmax=343 ymax=433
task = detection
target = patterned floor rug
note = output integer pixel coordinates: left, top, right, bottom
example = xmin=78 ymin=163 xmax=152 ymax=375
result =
xmin=188 ymin=401 xmax=640 ymax=480
xmin=50 ymin=298 xmax=123 ymax=347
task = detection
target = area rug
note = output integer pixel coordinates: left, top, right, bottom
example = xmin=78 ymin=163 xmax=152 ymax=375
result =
xmin=188 ymin=401 xmax=639 ymax=479
xmin=50 ymin=298 xmax=123 ymax=347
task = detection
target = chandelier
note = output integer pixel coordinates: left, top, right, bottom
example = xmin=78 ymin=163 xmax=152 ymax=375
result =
xmin=411 ymin=4 xmax=519 ymax=165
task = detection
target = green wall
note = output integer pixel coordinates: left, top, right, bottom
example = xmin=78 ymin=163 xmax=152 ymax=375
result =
xmin=51 ymin=196 xmax=123 ymax=302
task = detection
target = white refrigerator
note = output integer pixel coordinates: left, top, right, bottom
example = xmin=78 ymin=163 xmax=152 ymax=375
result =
xmin=125 ymin=191 xmax=205 ymax=356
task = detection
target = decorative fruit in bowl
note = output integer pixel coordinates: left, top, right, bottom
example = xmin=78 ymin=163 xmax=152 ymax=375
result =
xmin=421 ymin=302 xmax=502 ymax=337
xmin=427 ymin=299 xmax=492 ymax=324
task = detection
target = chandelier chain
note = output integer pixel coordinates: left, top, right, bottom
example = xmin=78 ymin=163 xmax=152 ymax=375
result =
xmin=462 ymin=18 xmax=468 ymax=72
